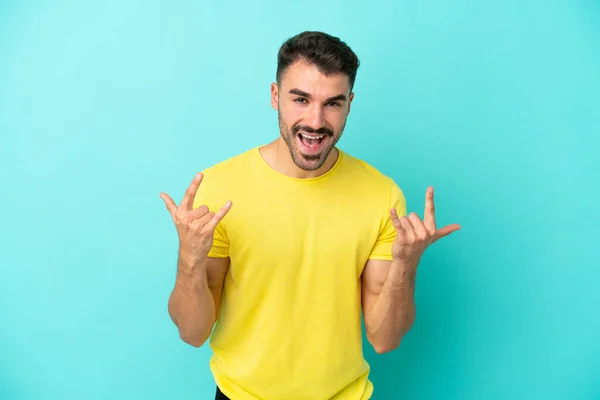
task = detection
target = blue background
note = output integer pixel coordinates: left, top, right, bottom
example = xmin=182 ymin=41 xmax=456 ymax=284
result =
xmin=1 ymin=1 xmax=598 ymax=399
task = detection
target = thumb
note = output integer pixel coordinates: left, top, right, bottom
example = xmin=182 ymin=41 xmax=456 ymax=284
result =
xmin=160 ymin=193 xmax=177 ymax=215
xmin=433 ymin=223 xmax=461 ymax=243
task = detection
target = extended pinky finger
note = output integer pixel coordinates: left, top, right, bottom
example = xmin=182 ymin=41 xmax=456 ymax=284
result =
xmin=207 ymin=200 xmax=233 ymax=230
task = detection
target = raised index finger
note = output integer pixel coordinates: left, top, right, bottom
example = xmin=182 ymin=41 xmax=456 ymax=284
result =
xmin=423 ymin=186 xmax=436 ymax=234
xmin=180 ymin=172 xmax=204 ymax=211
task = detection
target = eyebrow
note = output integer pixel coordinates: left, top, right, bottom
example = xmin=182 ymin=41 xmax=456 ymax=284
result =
xmin=289 ymin=88 xmax=347 ymax=103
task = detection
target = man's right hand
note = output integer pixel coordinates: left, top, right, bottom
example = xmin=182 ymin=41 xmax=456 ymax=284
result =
xmin=160 ymin=172 xmax=232 ymax=267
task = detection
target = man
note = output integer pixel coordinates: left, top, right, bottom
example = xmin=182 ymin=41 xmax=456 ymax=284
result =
xmin=160 ymin=31 xmax=460 ymax=400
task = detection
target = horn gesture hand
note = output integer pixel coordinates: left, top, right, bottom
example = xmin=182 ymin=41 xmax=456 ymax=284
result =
xmin=160 ymin=173 xmax=232 ymax=263
xmin=390 ymin=186 xmax=460 ymax=266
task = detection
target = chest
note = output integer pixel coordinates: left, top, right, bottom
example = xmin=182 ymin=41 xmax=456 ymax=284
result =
xmin=223 ymin=185 xmax=383 ymax=282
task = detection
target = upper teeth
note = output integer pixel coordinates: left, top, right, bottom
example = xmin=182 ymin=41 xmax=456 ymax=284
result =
xmin=300 ymin=133 xmax=325 ymax=139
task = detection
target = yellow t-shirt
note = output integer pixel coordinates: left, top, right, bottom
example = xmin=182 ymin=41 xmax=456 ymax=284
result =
xmin=193 ymin=146 xmax=406 ymax=400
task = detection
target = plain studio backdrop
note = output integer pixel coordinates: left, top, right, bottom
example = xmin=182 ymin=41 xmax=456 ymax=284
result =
xmin=0 ymin=1 xmax=598 ymax=399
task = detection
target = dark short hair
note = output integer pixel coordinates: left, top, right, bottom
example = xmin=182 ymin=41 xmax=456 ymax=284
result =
xmin=276 ymin=31 xmax=360 ymax=91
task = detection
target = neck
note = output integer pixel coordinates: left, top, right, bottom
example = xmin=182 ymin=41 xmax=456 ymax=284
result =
xmin=259 ymin=137 xmax=339 ymax=179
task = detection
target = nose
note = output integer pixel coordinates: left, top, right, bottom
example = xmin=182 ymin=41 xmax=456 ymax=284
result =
xmin=305 ymin=103 xmax=325 ymax=130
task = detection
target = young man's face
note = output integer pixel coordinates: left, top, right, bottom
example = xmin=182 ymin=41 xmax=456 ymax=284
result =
xmin=271 ymin=59 xmax=354 ymax=171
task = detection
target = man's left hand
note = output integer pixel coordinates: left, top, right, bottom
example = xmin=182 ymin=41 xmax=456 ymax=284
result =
xmin=390 ymin=186 xmax=461 ymax=267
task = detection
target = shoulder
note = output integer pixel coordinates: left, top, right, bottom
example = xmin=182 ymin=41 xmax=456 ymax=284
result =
xmin=339 ymin=149 xmax=399 ymax=188
xmin=201 ymin=147 xmax=257 ymax=178
xmin=192 ymin=147 xmax=256 ymax=207
xmin=339 ymin=149 xmax=406 ymax=207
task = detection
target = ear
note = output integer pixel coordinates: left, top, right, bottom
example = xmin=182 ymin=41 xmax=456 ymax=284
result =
xmin=270 ymin=83 xmax=279 ymax=110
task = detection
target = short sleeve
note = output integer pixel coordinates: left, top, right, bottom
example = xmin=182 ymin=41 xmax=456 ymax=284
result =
xmin=192 ymin=170 xmax=230 ymax=259
xmin=368 ymin=179 xmax=406 ymax=261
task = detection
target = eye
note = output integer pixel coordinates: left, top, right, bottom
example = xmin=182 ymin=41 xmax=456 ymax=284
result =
xmin=327 ymin=102 xmax=341 ymax=107
xmin=294 ymin=98 xmax=307 ymax=104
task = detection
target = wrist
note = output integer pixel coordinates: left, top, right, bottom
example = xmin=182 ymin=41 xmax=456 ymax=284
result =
xmin=391 ymin=256 xmax=418 ymax=271
xmin=177 ymin=250 xmax=207 ymax=275
xmin=390 ymin=258 xmax=418 ymax=290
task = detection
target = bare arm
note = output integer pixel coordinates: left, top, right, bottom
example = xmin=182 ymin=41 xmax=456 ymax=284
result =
xmin=362 ymin=186 xmax=461 ymax=354
xmin=361 ymin=259 xmax=416 ymax=354
xmin=160 ymin=172 xmax=233 ymax=348
xmin=168 ymin=256 xmax=229 ymax=347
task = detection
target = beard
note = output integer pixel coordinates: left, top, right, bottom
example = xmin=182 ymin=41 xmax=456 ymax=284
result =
xmin=278 ymin=111 xmax=345 ymax=172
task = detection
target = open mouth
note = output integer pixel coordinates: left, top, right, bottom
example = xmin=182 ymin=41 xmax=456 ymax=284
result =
xmin=297 ymin=132 xmax=327 ymax=153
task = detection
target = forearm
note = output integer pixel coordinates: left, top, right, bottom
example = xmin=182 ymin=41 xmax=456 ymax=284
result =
xmin=365 ymin=259 xmax=417 ymax=353
xmin=168 ymin=254 xmax=215 ymax=347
